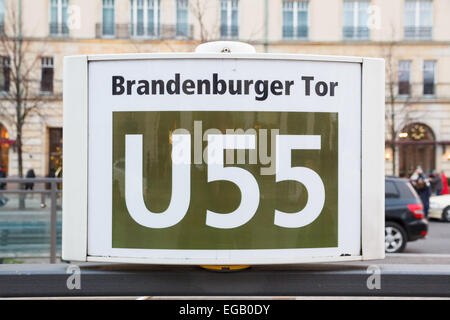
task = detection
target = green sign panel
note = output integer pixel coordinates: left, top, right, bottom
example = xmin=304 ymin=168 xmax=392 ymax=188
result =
xmin=112 ymin=111 xmax=338 ymax=250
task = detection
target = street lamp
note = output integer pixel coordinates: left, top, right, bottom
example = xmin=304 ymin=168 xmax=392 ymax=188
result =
xmin=385 ymin=150 xmax=392 ymax=160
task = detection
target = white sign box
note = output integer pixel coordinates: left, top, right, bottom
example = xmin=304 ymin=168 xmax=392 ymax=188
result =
xmin=63 ymin=53 xmax=385 ymax=265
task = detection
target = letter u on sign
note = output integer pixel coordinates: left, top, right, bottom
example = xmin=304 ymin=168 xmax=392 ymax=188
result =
xmin=125 ymin=134 xmax=191 ymax=228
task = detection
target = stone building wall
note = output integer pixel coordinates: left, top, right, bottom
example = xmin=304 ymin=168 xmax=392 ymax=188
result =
xmin=0 ymin=0 xmax=449 ymax=177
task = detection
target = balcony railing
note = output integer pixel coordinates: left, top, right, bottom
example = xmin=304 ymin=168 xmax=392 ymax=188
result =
xmin=101 ymin=23 xmax=116 ymax=37
xmin=423 ymin=83 xmax=435 ymax=96
xmin=49 ymin=23 xmax=69 ymax=37
xmin=343 ymin=26 xmax=370 ymax=41
xmin=162 ymin=24 xmax=194 ymax=39
xmin=404 ymin=26 xmax=432 ymax=41
xmin=95 ymin=23 xmax=130 ymax=39
xmin=175 ymin=23 xmax=190 ymax=38
xmin=95 ymin=23 xmax=194 ymax=40
xmin=398 ymin=82 xmax=411 ymax=96
xmin=282 ymin=26 xmax=308 ymax=40
xmin=385 ymin=82 xmax=450 ymax=101
xmin=220 ymin=25 xmax=238 ymax=39
xmin=130 ymin=23 xmax=160 ymax=38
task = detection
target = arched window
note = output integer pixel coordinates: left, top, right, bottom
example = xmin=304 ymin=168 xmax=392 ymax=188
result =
xmin=398 ymin=122 xmax=435 ymax=177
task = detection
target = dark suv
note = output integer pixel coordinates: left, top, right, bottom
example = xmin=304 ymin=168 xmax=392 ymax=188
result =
xmin=385 ymin=176 xmax=429 ymax=253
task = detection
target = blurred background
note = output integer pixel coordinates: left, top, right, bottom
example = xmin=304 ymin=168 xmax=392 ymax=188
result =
xmin=0 ymin=0 xmax=449 ymax=262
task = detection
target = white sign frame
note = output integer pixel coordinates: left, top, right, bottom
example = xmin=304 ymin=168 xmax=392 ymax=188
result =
xmin=62 ymin=53 xmax=385 ymax=264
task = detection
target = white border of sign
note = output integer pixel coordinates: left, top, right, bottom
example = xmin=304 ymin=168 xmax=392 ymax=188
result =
xmin=62 ymin=53 xmax=385 ymax=264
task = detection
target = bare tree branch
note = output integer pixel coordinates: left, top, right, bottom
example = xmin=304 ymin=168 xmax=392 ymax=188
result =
xmin=190 ymin=0 xmax=219 ymax=42
xmin=0 ymin=4 xmax=50 ymax=179
xmin=383 ymin=36 xmax=422 ymax=177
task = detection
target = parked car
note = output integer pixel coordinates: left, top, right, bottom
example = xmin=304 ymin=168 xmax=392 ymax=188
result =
xmin=385 ymin=176 xmax=429 ymax=253
xmin=429 ymin=194 xmax=450 ymax=222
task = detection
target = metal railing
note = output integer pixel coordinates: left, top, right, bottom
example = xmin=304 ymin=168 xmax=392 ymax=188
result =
xmin=342 ymin=26 xmax=370 ymax=41
xmin=385 ymin=82 xmax=449 ymax=101
xmin=282 ymin=25 xmax=309 ymax=40
xmin=404 ymin=26 xmax=432 ymax=41
xmin=95 ymin=23 xmax=194 ymax=40
xmin=129 ymin=23 xmax=161 ymax=38
xmin=0 ymin=178 xmax=62 ymax=263
xmin=220 ymin=25 xmax=239 ymax=39
xmin=49 ymin=23 xmax=69 ymax=37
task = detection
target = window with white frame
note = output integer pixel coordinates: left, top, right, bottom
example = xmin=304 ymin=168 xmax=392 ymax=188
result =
xmin=0 ymin=0 xmax=5 ymax=35
xmin=342 ymin=1 xmax=370 ymax=40
xmin=282 ymin=1 xmax=308 ymax=40
xmin=404 ymin=0 xmax=432 ymax=40
xmin=398 ymin=61 xmax=412 ymax=95
xmin=130 ymin=0 xmax=160 ymax=38
xmin=50 ymin=0 xmax=69 ymax=36
xmin=102 ymin=0 xmax=115 ymax=36
xmin=176 ymin=0 xmax=189 ymax=38
xmin=423 ymin=60 xmax=435 ymax=95
xmin=41 ymin=57 xmax=54 ymax=94
xmin=0 ymin=56 xmax=10 ymax=93
xmin=220 ymin=0 xmax=238 ymax=39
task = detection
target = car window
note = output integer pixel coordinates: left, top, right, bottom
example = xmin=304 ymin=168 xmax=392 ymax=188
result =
xmin=385 ymin=180 xmax=399 ymax=198
xmin=396 ymin=179 xmax=421 ymax=201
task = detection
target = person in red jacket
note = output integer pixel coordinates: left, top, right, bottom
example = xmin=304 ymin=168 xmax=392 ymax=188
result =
xmin=441 ymin=171 xmax=449 ymax=195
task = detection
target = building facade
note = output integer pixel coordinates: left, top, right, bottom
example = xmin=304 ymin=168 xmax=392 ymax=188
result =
xmin=0 ymin=0 xmax=449 ymax=177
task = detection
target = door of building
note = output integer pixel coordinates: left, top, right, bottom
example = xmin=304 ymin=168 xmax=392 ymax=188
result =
xmin=0 ymin=122 xmax=9 ymax=173
xmin=399 ymin=123 xmax=435 ymax=177
xmin=48 ymin=127 xmax=63 ymax=177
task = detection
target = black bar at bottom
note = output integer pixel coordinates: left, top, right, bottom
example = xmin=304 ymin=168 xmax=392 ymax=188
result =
xmin=0 ymin=262 xmax=449 ymax=298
